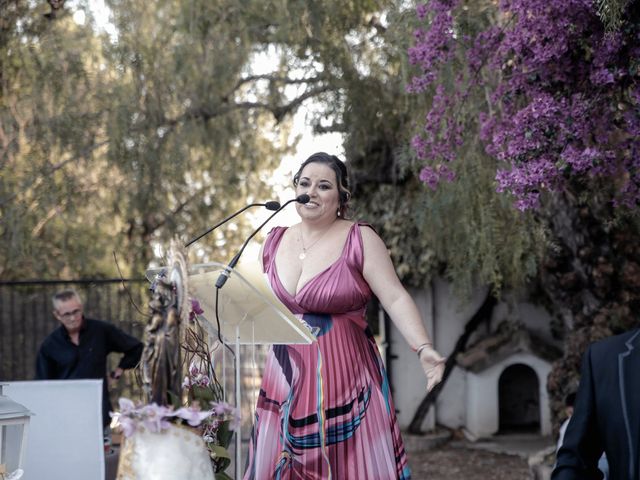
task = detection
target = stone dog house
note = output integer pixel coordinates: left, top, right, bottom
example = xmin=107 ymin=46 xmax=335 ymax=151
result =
xmin=456 ymin=325 xmax=561 ymax=439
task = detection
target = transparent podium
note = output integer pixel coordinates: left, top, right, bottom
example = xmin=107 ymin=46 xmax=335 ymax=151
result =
xmin=148 ymin=260 xmax=314 ymax=478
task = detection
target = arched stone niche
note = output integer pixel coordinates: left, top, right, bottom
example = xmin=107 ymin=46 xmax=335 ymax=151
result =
xmin=465 ymin=353 xmax=551 ymax=438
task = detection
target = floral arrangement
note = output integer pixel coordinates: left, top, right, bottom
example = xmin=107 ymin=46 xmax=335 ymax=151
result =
xmin=112 ymin=298 xmax=239 ymax=479
xmin=112 ymin=377 xmax=239 ymax=477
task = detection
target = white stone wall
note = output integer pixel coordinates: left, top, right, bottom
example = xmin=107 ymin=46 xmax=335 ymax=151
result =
xmin=492 ymin=300 xmax=560 ymax=346
xmin=432 ymin=279 xmax=489 ymax=430
xmin=388 ymin=278 xmax=488 ymax=430
xmin=388 ymin=285 xmax=436 ymax=430
xmin=388 ymin=277 xmax=555 ymax=434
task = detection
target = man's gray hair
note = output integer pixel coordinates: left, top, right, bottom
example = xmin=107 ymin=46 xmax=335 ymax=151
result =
xmin=52 ymin=289 xmax=82 ymax=309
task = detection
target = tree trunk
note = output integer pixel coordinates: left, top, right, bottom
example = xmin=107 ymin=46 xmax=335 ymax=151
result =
xmin=409 ymin=291 xmax=497 ymax=434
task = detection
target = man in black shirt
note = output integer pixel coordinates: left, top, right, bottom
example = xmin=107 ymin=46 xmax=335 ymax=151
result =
xmin=36 ymin=289 xmax=143 ymax=431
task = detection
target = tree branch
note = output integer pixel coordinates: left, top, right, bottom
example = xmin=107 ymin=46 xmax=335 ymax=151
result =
xmin=233 ymin=73 xmax=325 ymax=90
xmin=0 ymin=141 xmax=109 ymax=208
xmin=165 ymin=85 xmax=333 ymax=127
xmin=311 ymin=122 xmax=346 ymax=134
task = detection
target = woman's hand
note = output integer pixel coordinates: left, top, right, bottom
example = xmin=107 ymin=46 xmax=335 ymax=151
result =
xmin=418 ymin=347 xmax=446 ymax=392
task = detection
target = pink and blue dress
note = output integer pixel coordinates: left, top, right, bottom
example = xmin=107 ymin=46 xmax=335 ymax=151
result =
xmin=243 ymin=223 xmax=411 ymax=480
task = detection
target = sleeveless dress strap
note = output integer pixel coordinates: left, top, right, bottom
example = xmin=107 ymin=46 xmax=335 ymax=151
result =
xmin=349 ymin=221 xmax=375 ymax=272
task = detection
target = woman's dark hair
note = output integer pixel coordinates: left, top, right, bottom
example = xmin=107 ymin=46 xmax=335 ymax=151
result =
xmin=293 ymin=152 xmax=351 ymax=217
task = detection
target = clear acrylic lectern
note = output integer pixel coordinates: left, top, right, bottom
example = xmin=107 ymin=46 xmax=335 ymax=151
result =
xmin=146 ymin=259 xmax=314 ymax=478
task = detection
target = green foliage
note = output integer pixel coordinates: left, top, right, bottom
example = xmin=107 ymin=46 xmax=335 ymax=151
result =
xmin=1 ymin=4 xmax=118 ymax=278
xmin=209 ymin=423 xmax=232 ymax=474
xmin=214 ymin=471 xmax=233 ymax=480
xmin=2 ymin=0 xmax=348 ymax=279
xmin=352 ymin=143 xmax=544 ymax=298
xmin=415 ymin=149 xmax=544 ymax=298
xmin=596 ymin=0 xmax=631 ymax=31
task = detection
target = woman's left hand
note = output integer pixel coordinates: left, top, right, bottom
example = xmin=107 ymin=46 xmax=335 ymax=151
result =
xmin=418 ymin=347 xmax=446 ymax=392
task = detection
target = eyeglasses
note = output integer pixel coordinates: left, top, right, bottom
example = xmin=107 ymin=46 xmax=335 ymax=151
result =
xmin=58 ymin=308 xmax=82 ymax=319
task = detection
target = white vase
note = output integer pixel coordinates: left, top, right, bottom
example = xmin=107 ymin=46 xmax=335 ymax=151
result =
xmin=116 ymin=424 xmax=215 ymax=480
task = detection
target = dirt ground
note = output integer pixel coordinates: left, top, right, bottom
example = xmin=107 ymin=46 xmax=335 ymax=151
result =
xmin=110 ymin=437 xmax=537 ymax=480
xmin=407 ymin=442 xmax=531 ymax=479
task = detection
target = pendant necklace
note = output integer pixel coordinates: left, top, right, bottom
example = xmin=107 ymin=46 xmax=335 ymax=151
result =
xmin=299 ymin=224 xmax=333 ymax=260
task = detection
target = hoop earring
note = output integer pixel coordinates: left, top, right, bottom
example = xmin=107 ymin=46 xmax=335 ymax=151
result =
xmin=337 ymin=209 xmax=341 ymax=217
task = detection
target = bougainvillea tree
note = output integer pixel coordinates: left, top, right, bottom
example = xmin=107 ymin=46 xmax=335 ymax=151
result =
xmin=409 ymin=0 xmax=640 ymax=210
xmin=408 ymin=0 xmax=640 ymax=422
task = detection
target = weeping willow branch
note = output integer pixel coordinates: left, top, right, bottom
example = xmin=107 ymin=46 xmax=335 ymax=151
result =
xmin=595 ymin=0 xmax=630 ymax=31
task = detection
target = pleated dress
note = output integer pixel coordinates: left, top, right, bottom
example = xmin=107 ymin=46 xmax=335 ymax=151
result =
xmin=243 ymin=222 xmax=411 ymax=480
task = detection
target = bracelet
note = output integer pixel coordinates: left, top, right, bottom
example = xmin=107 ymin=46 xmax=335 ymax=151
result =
xmin=415 ymin=342 xmax=433 ymax=358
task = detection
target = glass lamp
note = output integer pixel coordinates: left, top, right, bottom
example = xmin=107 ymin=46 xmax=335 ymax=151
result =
xmin=0 ymin=384 xmax=32 ymax=480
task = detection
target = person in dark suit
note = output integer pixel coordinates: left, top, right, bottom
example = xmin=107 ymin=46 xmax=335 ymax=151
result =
xmin=552 ymin=329 xmax=640 ymax=480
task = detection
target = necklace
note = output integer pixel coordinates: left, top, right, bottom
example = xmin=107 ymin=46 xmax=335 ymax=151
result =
xmin=299 ymin=224 xmax=334 ymax=260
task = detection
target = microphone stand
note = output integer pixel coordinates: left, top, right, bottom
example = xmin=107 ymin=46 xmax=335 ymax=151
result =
xmin=211 ymin=194 xmax=308 ymax=476
xmin=184 ymin=201 xmax=280 ymax=248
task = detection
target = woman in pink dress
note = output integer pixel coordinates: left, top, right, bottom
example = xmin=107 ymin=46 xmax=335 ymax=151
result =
xmin=243 ymin=153 xmax=445 ymax=479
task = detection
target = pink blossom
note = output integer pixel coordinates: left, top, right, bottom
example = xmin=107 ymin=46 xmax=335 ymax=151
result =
xmin=189 ymin=298 xmax=204 ymax=321
xmin=117 ymin=415 xmax=138 ymax=437
xmin=117 ymin=397 xmax=136 ymax=413
xmin=174 ymin=406 xmax=212 ymax=427
xmin=112 ymin=398 xmax=218 ymax=437
xmin=184 ymin=360 xmax=214 ymax=389
xmin=210 ymin=401 xmax=240 ymax=430
xmin=140 ymin=403 xmax=173 ymax=432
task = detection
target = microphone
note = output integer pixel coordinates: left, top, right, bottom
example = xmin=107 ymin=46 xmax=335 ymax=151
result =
xmin=215 ymin=194 xmax=310 ymax=289
xmin=264 ymin=200 xmax=281 ymax=210
xmin=293 ymin=194 xmax=310 ymax=205
xmin=185 ymin=200 xmax=281 ymax=248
